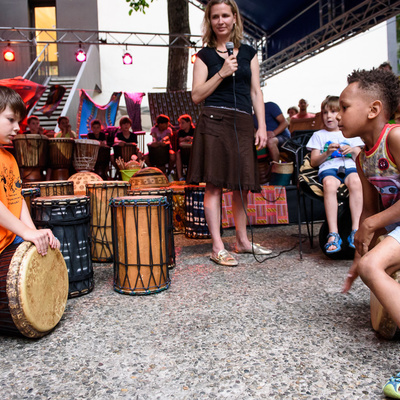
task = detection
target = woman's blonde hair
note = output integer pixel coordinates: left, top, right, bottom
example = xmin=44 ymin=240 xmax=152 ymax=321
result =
xmin=202 ymin=0 xmax=243 ymax=49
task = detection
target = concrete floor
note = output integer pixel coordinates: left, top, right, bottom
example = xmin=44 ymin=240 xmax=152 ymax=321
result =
xmin=0 ymin=224 xmax=399 ymax=400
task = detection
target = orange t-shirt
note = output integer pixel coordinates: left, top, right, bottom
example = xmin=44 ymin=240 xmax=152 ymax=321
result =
xmin=0 ymin=147 xmax=23 ymax=254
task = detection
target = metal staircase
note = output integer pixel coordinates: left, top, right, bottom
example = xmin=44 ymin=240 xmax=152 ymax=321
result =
xmin=30 ymin=76 xmax=76 ymax=132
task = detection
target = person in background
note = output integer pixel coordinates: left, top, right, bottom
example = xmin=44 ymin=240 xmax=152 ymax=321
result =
xmin=22 ymin=115 xmax=44 ymax=135
xmin=187 ymin=0 xmax=270 ymax=267
xmin=145 ymin=114 xmax=176 ymax=175
xmin=254 ymin=101 xmax=291 ymax=164
xmin=306 ymin=95 xmax=363 ymax=254
xmin=88 ymin=119 xmax=107 ymax=145
xmin=175 ymin=114 xmax=195 ymax=181
xmin=0 ymin=86 xmax=59 ymax=256
xmin=291 ymin=98 xmax=315 ymax=119
xmin=286 ymin=106 xmax=299 ymax=123
xmin=379 ymin=61 xmax=393 ymax=71
xmin=54 ymin=116 xmax=77 ymax=138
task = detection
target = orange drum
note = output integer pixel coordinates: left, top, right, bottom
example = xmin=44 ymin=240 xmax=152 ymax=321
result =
xmin=73 ymin=139 xmax=100 ymax=172
xmin=23 ymin=180 xmax=74 ymax=197
xmin=110 ymin=195 xmax=171 ymax=295
xmin=129 ymin=167 xmax=168 ymax=189
xmin=94 ymin=145 xmax=111 ymax=180
xmin=48 ymin=138 xmax=74 ymax=180
xmin=21 ymin=187 xmax=40 ymax=215
xmin=86 ymin=181 xmax=130 ymax=262
xmin=128 ymin=187 xmax=175 ymax=268
xmin=0 ymin=241 xmax=68 ymax=338
xmin=113 ymin=142 xmax=138 ymax=162
xmin=13 ymin=134 xmax=48 ymax=181
xmin=68 ymin=171 xmax=103 ymax=195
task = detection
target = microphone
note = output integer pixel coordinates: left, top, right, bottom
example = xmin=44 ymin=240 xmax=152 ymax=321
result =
xmin=225 ymin=41 xmax=234 ymax=56
xmin=225 ymin=42 xmax=235 ymax=76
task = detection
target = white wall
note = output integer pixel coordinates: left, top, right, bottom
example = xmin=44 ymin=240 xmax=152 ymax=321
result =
xmin=263 ymin=20 xmax=390 ymax=118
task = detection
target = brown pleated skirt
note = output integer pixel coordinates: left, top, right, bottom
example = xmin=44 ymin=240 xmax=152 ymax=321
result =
xmin=187 ymin=106 xmax=261 ymax=192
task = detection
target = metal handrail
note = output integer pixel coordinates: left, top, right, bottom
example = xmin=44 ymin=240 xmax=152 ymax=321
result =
xmin=23 ymin=43 xmax=50 ymax=84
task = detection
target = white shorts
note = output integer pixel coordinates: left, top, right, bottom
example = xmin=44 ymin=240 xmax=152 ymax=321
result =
xmin=387 ymin=224 xmax=400 ymax=244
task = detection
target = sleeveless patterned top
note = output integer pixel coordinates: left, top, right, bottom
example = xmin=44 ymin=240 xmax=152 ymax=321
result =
xmin=358 ymin=124 xmax=400 ymax=209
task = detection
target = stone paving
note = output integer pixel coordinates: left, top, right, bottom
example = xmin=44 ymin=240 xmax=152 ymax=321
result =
xmin=0 ymin=224 xmax=398 ymax=399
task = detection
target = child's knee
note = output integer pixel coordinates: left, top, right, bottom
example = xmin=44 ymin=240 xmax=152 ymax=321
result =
xmin=358 ymin=252 xmax=381 ymax=282
xmin=323 ymin=177 xmax=340 ymax=192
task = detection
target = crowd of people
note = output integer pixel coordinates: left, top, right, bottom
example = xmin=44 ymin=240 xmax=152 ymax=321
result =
xmin=1 ymin=0 xmax=400 ymax=397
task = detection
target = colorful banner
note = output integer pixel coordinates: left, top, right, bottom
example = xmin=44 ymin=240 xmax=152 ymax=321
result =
xmin=37 ymin=84 xmax=66 ymax=117
xmin=124 ymin=92 xmax=145 ymax=132
xmin=0 ymin=76 xmax=46 ymax=131
xmin=221 ymin=185 xmax=288 ymax=228
xmin=76 ymin=90 xmax=121 ymax=137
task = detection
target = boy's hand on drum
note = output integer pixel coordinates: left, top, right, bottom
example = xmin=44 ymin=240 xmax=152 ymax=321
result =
xmin=23 ymin=228 xmax=59 ymax=256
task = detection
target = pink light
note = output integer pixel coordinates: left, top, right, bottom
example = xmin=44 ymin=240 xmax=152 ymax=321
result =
xmin=122 ymin=52 xmax=133 ymax=65
xmin=75 ymin=49 xmax=86 ymax=62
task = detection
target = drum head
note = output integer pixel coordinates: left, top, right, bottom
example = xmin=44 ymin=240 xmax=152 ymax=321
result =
xmin=7 ymin=242 xmax=68 ymax=338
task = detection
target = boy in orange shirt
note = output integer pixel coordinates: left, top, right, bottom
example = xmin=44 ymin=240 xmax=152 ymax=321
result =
xmin=0 ymin=86 xmax=59 ymax=256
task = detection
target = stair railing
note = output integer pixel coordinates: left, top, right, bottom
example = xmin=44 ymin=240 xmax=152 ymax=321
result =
xmin=23 ymin=44 xmax=50 ymax=85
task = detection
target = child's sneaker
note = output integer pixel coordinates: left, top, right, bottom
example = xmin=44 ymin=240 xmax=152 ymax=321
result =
xmin=383 ymin=372 xmax=400 ymax=399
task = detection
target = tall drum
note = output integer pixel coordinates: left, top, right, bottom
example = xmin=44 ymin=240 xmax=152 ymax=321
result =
xmin=73 ymin=139 xmax=100 ymax=172
xmin=0 ymin=241 xmax=68 ymax=338
xmin=48 ymin=138 xmax=74 ymax=180
xmin=13 ymin=134 xmax=48 ymax=182
xmin=110 ymin=195 xmax=171 ymax=295
xmin=86 ymin=181 xmax=130 ymax=262
xmin=31 ymin=195 xmax=94 ymax=298
xmin=128 ymin=187 xmax=175 ymax=268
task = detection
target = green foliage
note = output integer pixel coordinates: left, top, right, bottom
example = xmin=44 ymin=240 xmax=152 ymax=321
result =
xmin=126 ymin=0 xmax=154 ymax=15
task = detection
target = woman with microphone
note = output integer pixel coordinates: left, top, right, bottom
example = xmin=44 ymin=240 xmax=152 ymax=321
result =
xmin=187 ymin=0 xmax=270 ymax=266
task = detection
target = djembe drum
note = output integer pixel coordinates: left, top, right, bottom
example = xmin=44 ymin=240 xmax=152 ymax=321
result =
xmin=31 ymin=195 xmax=94 ymax=298
xmin=129 ymin=167 xmax=169 ymax=189
xmin=94 ymin=145 xmax=111 ymax=180
xmin=21 ymin=187 xmax=40 ymax=215
xmin=86 ymin=181 xmax=130 ymax=262
xmin=48 ymin=138 xmax=74 ymax=180
xmin=113 ymin=142 xmax=138 ymax=162
xmin=68 ymin=171 xmax=103 ymax=195
xmin=13 ymin=134 xmax=48 ymax=182
xmin=370 ymin=235 xmax=400 ymax=339
xmin=0 ymin=241 xmax=68 ymax=338
xmin=128 ymin=187 xmax=175 ymax=268
xmin=73 ymin=139 xmax=100 ymax=172
xmin=185 ymin=185 xmax=211 ymax=239
xmin=23 ymin=180 xmax=74 ymax=197
xmin=110 ymin=195 xmax=171 ymax=295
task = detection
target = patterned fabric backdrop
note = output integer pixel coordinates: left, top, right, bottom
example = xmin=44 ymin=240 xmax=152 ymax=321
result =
xmin=148 ymin=91 xmax=203 ymax=126
xmin=76 ymin=90 xmax=121 ymax=137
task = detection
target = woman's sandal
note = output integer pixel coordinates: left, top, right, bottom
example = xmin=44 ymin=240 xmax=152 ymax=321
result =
xmin=325 ymin=232 xmax=342 ymax=254
xmin=235 ymin=243 xmax=272 ymax=255
xmin=210 ymin=249 xmax=238 ymax=267
xmin=347 ymin=229 xmax=356 ymax=249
